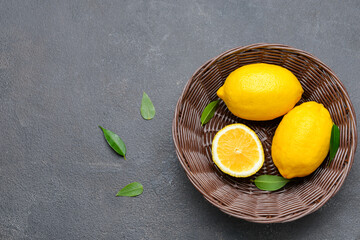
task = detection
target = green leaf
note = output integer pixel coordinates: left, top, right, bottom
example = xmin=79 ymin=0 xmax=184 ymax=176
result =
xmin=329 ymin=124 xmax=340 ymax=164
xmin=253 ymin=175 xmax=290 ymax=191
xmin=116 ymin=182 xmax=143 ymax=197
xmin=141 ymin=92 xmax=155 ymax=120
xmin=201 ymin=99 xmax=220 ymax=126
xmin=99 ymin=126 xmax=126 ymax=159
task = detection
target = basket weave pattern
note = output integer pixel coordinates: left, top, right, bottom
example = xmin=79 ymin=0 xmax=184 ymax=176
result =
xmin=172 ymin=43 xmax=357 ymax=223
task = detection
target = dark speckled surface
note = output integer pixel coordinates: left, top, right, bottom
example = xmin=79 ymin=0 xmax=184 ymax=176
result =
xmin=0 ymin=1 xmax=359 ymax=239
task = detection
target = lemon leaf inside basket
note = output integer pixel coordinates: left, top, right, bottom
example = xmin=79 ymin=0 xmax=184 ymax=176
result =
xmin=253 ymin=175 xmax=290 ymax=191
xmin=201 ymin=99 xmax=220 ymax=126
xmin=329 ymin=124 xmax=340 ymax=164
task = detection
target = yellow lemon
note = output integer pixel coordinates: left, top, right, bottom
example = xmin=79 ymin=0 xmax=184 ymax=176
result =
xmin=217 ymin=63 xmax=303 ymax=121
xmin=212 ymin=124 xmax=264 ymax=177
xmin=271 ymin=101 xmax=333 ymax=179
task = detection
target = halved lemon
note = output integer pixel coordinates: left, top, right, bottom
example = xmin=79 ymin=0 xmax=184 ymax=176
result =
xmin=211 ymin=124 xmax=264 ymax=177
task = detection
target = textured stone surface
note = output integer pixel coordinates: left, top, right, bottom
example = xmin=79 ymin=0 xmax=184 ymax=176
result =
xmin=0 ymin=1 xmax=359 ymax=239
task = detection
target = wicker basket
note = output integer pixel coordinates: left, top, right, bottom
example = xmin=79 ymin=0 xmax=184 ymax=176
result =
xmin=172 ymin=43 xmax=357 ymax=223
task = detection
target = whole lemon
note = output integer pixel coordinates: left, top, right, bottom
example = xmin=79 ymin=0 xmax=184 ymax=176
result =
xmin=271 ymin=101 xmax=333 ymax=179
xmin=217 ymin=63 xmax=303 ymax=121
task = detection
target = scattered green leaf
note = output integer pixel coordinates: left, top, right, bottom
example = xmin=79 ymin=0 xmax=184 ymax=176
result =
xmin=253 ymin=175 xmax=290 ymax=191
xmin=141 ymin=92 xmax=155 ymax=120
xmin=329 ymin=124 xmax=340 ymax=164
xmin=201 ymin=99 xmax=220 ymax=126
xmin=99 ymin=126 xmax=126 ymax=159
xmin=116 ymin=182 xmax=143 ymax=197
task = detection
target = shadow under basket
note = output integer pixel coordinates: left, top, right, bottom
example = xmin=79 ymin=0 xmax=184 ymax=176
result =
xmin=172 ymin=43 xmax=357 ymax=223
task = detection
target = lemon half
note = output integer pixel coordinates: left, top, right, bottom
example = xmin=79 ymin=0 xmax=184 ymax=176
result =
xmin=212 ymin=124 xmax=264 ymax=177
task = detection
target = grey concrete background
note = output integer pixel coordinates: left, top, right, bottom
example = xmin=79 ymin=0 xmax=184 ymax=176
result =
xmin=0 ymin=1 xmax=359 ymax=239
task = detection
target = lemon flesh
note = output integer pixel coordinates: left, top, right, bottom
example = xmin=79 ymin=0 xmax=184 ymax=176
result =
xmin=217 ymin=63 xmax=303 ymax=121
xmin=271 ymin=101 xmax=333 ymax=179
xmin=212 ymin=124 xmax=264 ymax=178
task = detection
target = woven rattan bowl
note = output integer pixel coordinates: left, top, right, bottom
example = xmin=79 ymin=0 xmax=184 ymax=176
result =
xmin=172 ymin=43 xmax=357 ymax=223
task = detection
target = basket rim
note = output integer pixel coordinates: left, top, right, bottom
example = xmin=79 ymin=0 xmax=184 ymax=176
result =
xmin=172 ymin=43 xmax=358 ymax=223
